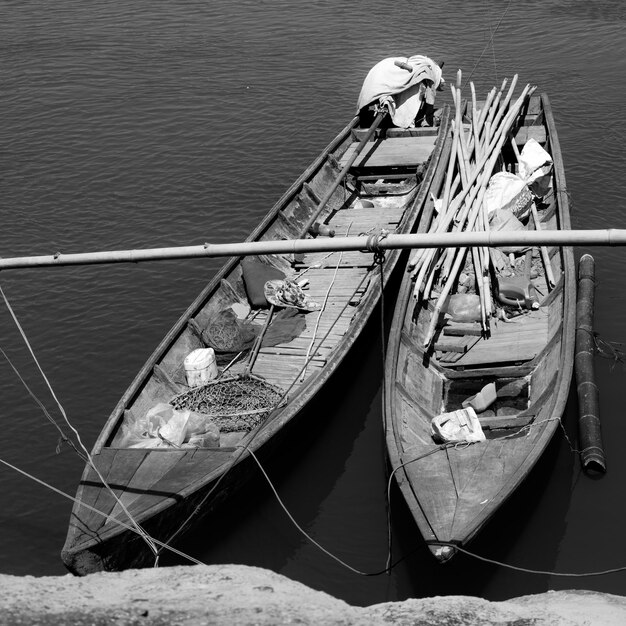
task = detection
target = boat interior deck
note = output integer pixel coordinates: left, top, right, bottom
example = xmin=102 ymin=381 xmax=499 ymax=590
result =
xmin=426 ymin=194 xmax=560 ymax=370
xmin=395 ymin=94 xmax=567 ymax=434
xmin=222 ymin=129 xmax=442 ymax=393
xmin=107 ymin=125 xmax=443 ymax=450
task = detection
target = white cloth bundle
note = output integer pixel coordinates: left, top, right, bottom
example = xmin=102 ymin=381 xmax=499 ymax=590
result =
xmin=356 ymin=55 xmax=444 ymax=128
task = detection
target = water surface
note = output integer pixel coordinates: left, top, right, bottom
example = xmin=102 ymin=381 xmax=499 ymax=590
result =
xmin=1 ymin=0 xmax=625 ymax=605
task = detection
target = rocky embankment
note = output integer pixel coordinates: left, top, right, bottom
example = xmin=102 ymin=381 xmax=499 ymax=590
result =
xmin=1 ymin=564 xmax=624 ymax=625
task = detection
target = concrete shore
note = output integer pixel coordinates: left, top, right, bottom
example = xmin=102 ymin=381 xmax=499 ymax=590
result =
xmin=1 ymin=563 xmax=624 ymax=625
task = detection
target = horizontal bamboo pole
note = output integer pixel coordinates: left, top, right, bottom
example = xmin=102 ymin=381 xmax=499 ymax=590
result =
xmin=0 ymin=230 xmax=626 ymax=271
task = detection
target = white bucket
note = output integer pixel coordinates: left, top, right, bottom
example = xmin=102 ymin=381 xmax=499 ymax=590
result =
xmin=184 ymin=348 xmax=218 ymax=387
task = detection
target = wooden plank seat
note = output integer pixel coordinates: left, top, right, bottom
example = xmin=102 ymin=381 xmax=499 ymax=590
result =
xmin=338 ymin=135 xmax=438 ymax=170
xmin=436 ymin=307 xmax=549 ymax=368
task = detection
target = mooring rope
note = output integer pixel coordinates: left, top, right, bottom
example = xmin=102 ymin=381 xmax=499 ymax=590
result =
xmin=0 ymin=455 xmax=205 ymax=566
xmin=0 ymin=283 xmax=161 ymax=561
xmin=158 ymin=245 xmax=386 ymax=556
xmin=463 ymin=0 xmax=514 ymax=87
xmin=242 ymin=430 xmax=626 ymax=579
xmin=426 ymin=541 xmax=626 ymax=577
xmin=0 ymin=346 xmax=88 ymax=462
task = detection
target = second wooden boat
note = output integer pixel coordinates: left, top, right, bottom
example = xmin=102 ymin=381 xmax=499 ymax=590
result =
xmin=384 ymin=87 xmax=575 ymax=562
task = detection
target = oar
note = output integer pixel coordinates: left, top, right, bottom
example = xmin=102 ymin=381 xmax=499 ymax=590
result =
xmin=300 ymin=108 xmax=388 ymax=237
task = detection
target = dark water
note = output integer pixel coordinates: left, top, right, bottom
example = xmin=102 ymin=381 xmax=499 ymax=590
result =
xmin=1 ymin=0 xmax=625 ymax=605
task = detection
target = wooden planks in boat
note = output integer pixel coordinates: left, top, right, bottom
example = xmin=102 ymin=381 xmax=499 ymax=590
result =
xmin=248 ymin=264 xmax=368 ymax=388
xmin=329 ymin=205 xmax=406 ymax=230
xmin=338 ymin=135 xmax=437 ymax=169
xmin=514 ymin=125 xmax=546 ymax=145
xmin=437 ymin=308 xmax=549 ymax=367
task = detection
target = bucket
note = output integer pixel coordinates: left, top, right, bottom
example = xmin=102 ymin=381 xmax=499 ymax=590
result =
xmin=184 ymin=348 xmax=218 ymax=387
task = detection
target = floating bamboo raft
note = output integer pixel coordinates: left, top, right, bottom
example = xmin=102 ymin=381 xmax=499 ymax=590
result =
xmin=61 ymin=105 xmax=451 ymax=574
xmin=384 ymin=78 xmax=575 ymax=562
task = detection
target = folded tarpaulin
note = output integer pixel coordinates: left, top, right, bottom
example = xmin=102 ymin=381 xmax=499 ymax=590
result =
xmin=356 ymin=55 xmax=444 ymax=128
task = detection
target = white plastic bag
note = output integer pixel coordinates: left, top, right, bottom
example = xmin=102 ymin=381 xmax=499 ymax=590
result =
xmin=483 ymin=172 xmax=533 ymax=220
xmin=518 ymin=138 xmax=553 ymax=198
xmin=122 ymin=403 xmax=220 ymax=449
xmin=443 ymin=294 xmax=482 ymax=322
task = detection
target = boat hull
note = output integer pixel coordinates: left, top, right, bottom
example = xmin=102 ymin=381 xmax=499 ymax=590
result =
xmin=384 ymin=92 xmax=575 ymax=560
xmin=63 ymin=109 xmax=452 ymax=574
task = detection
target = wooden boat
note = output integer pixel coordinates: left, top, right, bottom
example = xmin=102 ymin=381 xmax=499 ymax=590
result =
xmin=61 ymin=106 xmax=451 ymax=575
xmin=384 ymin=89 xmax=575 ymax=562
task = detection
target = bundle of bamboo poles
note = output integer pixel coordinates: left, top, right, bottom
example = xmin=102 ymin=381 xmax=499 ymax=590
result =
xmin=407 ymin=71 xmax=537 ymax=349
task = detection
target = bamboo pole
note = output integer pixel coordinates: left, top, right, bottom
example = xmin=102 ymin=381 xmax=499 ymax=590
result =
xmin=470 ymin=82 xmax=482 ymax=162
xmin=490 ymin=75 xmax=519 ymax=139
xmin=531 ymin=202 xmax=557 ymax=288
xmin=510 ymin=136 xmax=557 ymax=289
xmin=575 ymin=254 xmax=607 ymax=473
xmin=413 ymin=84 xmax=536 ymax=265
xmin=0 ymin=229 xmax=625 ymax=271
xmin=411 ymin=90 xmax=463 ymax=297
xmin=421 ymin=85 xmax=542 ymax=347
xmin=244 ymin=304 xmax=275 ymax=376
xmin=411 ymin=82 xmax=467 ymax=289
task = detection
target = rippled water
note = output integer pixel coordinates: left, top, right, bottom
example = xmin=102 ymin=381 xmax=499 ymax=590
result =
xmin=1 ymin=0 xmax=625 ymax=605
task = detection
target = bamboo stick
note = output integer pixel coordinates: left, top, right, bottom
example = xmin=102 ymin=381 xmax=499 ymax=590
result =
xmin=482 ymin=79 xmax=506 ymax=140
xmin=490 ymin=74 xmax=519 ymax=139
xmin=411 ymin=81 xmax=464 ymax=294
xmin=422 ymin=85 xmax=539 ymax=347
xmin=531 ymin=201 xmax=557 ymax=288
xmin=510 ymin=136 xmax=556 ymax=288
xmin=476 ymin=87 xmax=497 ymax=133
xmin=244 ymin=304 xmax=275 ymax=376
xmin=0 ymin=229 xmax=624 ymax=272
xmin=425 ymin=84 xmax=535 ymax=245
xmin=471 ymin=245 xmax=487 ymax=330
xmin=419 ymin=81 xmax=536 ymax=327
xmin=470 ymin=82 xmax=482 ymax=162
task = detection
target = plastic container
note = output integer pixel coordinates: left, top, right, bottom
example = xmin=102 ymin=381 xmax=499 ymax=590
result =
xmin=308 ymin=222 xmax=336 ymax=237
xmin=443 ymin=293 xmax=482 ymax=322
xmin=496 ymin=276 xmax=539 ymax=310
xmin=184 ymin=348 xmax=218 ymax=387
xmin=430 ymin=407 xmax=486 ymax=444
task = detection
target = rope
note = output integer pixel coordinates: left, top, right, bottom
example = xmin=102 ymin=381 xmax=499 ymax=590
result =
xmin=0 ymin=455 xmax=205 ymax=566
xmin=426 ymin=541 xmax=626 ymax=577
xmin=243 ymin=434 xmax=626 ymax=579
xmin=0 ymin=282 xmax=161 ymax=561
xmin=2 ymin=373 xmax=620 ymax=579
xmin=374 ymin=248 xmax=394 ymax=574
xmin=0 ymin=346 xmax=88 ymax=462
xmin=463 ymin=0 xmax=514 ymax=87
xmin=300 ymin=223 xmax=353 ymax=382
xmin=158 ymin=245 xmax=382 ymax=555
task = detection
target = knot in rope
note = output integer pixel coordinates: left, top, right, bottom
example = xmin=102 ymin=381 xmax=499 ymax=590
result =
xmin=364 ymin=229 xmax=389 ymax=265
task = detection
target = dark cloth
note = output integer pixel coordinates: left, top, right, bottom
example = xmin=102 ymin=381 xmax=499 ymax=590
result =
xmin=202 ymin=308 xmax=307 ymax=364
xmin=241 ymin=257 xmax=286 ymax=308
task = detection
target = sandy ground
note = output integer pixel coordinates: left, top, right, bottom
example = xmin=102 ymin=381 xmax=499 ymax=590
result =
xmin=1 ymin=564 xmax=624 ymax=625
